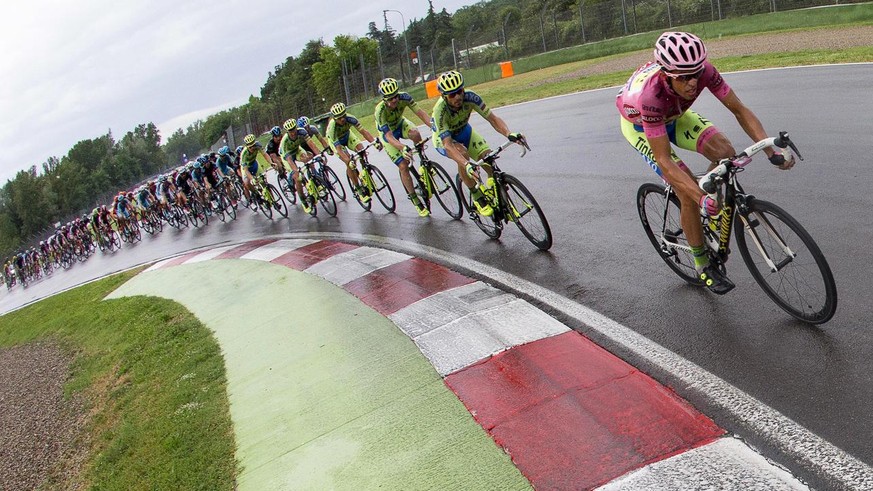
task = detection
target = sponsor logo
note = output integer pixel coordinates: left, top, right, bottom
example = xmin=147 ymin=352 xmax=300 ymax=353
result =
xmin=718 ymin=205 xmax=732 ymax=249
xmin=641 ymin=115 xmax=662 ymax=123
xmin=642 ymin=104 xmax=662 ymax=113
xmin=623 ymin=104 xmax=640 ymax=118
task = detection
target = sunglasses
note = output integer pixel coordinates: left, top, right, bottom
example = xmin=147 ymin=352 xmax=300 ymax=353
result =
xmin=445 ymin=88 xmax=464 ymax=98
xmin=665 ymin=68 xmax=704 ymax=82
xmin=384 ymin=95 xmax=399 ymax=102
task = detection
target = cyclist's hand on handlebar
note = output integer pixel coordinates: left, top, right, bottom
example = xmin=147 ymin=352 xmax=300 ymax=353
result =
xmin=373 ymin=140 xmax=384 ymax=151
xmin=769 ymin=150 xmax=795 ymax=170
xmin=699 ymin=194 xmax=719 ymax=217
xmin=326 ymin=147 xmax=334 ymax=156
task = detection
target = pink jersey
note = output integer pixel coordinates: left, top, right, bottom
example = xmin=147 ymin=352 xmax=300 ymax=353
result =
xmin=616 ymin=60 xmax=731 ymax=140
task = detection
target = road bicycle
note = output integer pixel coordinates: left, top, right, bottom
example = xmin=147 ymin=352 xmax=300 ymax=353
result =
xmin=250 ymin=172 xmax=288 ymax=220
xmin=636 ymin=132 xmax=837 ymax=324
xmin=455 ymin=137 xmax=553 ymax=251
xmin=280 ymin=151 xmax=347 ymax=205
xmin=297 ymin=154 xmax=338 ymax=217
xmin=347 ymin=143 xmax=396 ymax=212
xmin=406 ymin=141 xmax=463 ymax=219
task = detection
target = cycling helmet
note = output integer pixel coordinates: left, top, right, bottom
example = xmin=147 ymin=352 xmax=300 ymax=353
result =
xmin=330 ymin=102 xmax=346 ymax=118
xmin=243 ymin=134 xmax=256 ymax=146
xmin=654 ymin=31 xmax=707 ymax=73
xmin=297 ymin=116 xmax=309 ymax=128
xmin=437 ymin=70 xmax=464 ymax=94
xmin=271 ymin=126 xmax=282 ymax=137
xmin=283 ymin=118 xmax=296 ymax=132
xmin=196 ymin=154 xmax=208 ymax=164
xmin=193 ymin=161 xmax=202 ymax=169
xmin=236 ymin=145 xmax=243 ymax=154
xmin=218 ymin=145 xmax=229 ymax=156
xmin=378 ymin=78 xmax=399 ymax=99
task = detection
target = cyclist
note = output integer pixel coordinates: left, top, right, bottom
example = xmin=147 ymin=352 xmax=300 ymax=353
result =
xmin=280 ymin=118 xmax=322 ymax=214
xmin=616 ymin=31 xmax=794 ymax=295
xmin=297 ymin=116 xmax=333 ymax=159
xmin=265 ymin=126 xmax=287 ymax=178
xmin=431 ymin=70 xmax=525 ymax=217
xmin=375 ymin=77 xmax=434 ymax=217
xmin=325 ymin=102 xmax=382 ymax=203
xmin=239 ymin=133 xmax=273 ymax=205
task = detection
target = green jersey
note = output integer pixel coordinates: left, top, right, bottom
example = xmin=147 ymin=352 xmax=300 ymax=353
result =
xmin=432 ymin=90 xmax=491 ymax=141
xmin=279 ymin=129 xmax=312 ymax=160
xmin=375 ymin=93 xmax=418 ymax=134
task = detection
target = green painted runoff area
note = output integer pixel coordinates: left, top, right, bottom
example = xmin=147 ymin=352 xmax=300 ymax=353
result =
xmin=108 ymin=259 xmax=529 ymax=490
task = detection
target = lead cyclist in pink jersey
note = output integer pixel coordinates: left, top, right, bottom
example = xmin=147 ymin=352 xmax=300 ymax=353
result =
xmin=616 ymin=31 xmax=795 ymax=295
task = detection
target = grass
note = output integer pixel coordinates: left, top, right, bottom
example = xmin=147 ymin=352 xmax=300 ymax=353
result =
xmin=0 ymin=271 xmax=237 ymax=490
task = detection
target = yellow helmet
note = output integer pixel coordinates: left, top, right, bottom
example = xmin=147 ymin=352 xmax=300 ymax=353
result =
xmin=330 ymin=102 xmax=347 ymax=117
xmin=437 ymin=70 xmax=464 ymax=95
xmin=283 ymin=119 xmax=296 ymax=131
xmin=378 ymin=78 xmax=399 ymax=99
xmin=243 ymin=134 xmax=256 ymax=146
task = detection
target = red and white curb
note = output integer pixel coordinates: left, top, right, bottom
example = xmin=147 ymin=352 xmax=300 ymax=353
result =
xmin=146 ymin=238 xmax=811 ymax=489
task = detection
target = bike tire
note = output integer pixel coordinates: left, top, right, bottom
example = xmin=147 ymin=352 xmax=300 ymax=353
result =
xmin=221 ymin=194 xmax=237 ymax=221
xmin=368 ymin=165 xmax=396 ymax=212
xmin=734 ymin=198 xmax=837 ymax=324
xmin=637 ymin=182 xmax=703 ymax=286
xmin=314 ymin=175 xmax=337 ymax=217
xmin=499 ymin=174 xmax=553 ymax=251
xmin=267 ymin=184 xmax=288 ymax=218
xmin=456 ymin=173 xmax=502 ymax=239
xmin=428 ymin=161 xmax=463 ymax=220
xmin=347 ymin=173 xmax=372 ymax=211
xmin=279 ymin=175 xmax=298 ymax=205
xmin=324 ymin=166 xmax=346 ymax=201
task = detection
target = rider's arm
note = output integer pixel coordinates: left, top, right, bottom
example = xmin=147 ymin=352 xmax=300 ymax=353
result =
xmin=415 ymin=107 xmax=431 ymax=128
xmin=305 ymin=137 xmax=320 ymax=156
xmin=720 ymin=90 xmax=793 ymax=169
xmin=485 ymin=111 xmax=511 ymax=139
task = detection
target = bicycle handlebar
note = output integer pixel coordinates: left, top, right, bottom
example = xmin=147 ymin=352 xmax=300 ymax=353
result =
xmin=698 ymin=131 xmax=802 ymax=195
xmin=472 ymin=135 xmax=530 ymax=166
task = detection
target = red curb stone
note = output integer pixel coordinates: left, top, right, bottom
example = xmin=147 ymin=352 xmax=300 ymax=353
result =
xmin=270 ymin=240 xmax=359 ymax=270
xmin=343 ymin=257 xmax=475 ymax=315
xmin=446 ymin=331 xmax=724 ymax=490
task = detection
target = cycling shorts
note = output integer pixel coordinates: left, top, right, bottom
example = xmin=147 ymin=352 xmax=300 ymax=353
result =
xmin=380 ymin=118 xmax=415 ymax=165
xmin=620 ymin=109 xmax=719 ymax=177
xmin=332 ymin=131 xmax=364 ymax=153
xmin=433 ymin=123 xmax=490 ymax=162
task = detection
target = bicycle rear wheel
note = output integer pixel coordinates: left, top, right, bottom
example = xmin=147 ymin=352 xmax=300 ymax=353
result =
xmin=637 ymin=183 xmax=703 ymax=286
xmin=428 ymin=161 xmax=463 ymax=220
xmin=347 ymin=173 xmax=372 ymax=211
xmin=314 ymin=176 xmax=337 ymax=217
xmin=368 ymin=165 xmax=396 ymax=212
xmin=456 ymin=174 xmax=502 ymax=239
xmin=499 ymin=174 xmax=552 ymax=251
xmin=734 ymin=198 xmax=837 ymax=324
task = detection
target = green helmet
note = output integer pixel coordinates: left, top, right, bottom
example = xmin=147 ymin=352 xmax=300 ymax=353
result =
xmin=437 ymin=70 xmax=464 ymax=95
xmin=243 ymin=134 xmax=256 ymax=146
xmin=283 ymin=119 xmax=296 ymax=132
xmin=330 ymin=102 xmax=347 ymax=117
xmin=378 ymin=78 xmax=399 ymax=99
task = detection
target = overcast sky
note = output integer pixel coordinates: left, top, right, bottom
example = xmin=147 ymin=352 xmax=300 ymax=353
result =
xmin=0 ymin=0 xmax=472 ymax=184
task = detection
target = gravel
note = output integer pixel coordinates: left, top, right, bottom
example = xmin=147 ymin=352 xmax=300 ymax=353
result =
xmin=0 ymin=341 xmax=85 ymax=491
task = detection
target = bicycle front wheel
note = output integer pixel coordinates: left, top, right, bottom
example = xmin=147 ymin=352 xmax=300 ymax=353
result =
xmin=498 ymin=174 xmax=552 ymax=251
xmin=279 ymin=175 xmax=297 ymax=205
xmin=368 ymin=165 xmax=396 ymax=212
xmin=429 ymin=161 xmax=463 ymax=220
xmin=637 ymin=183 xmax=703 ymax=286
xmin=734 ymin=198 xmax=837 ymax=324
